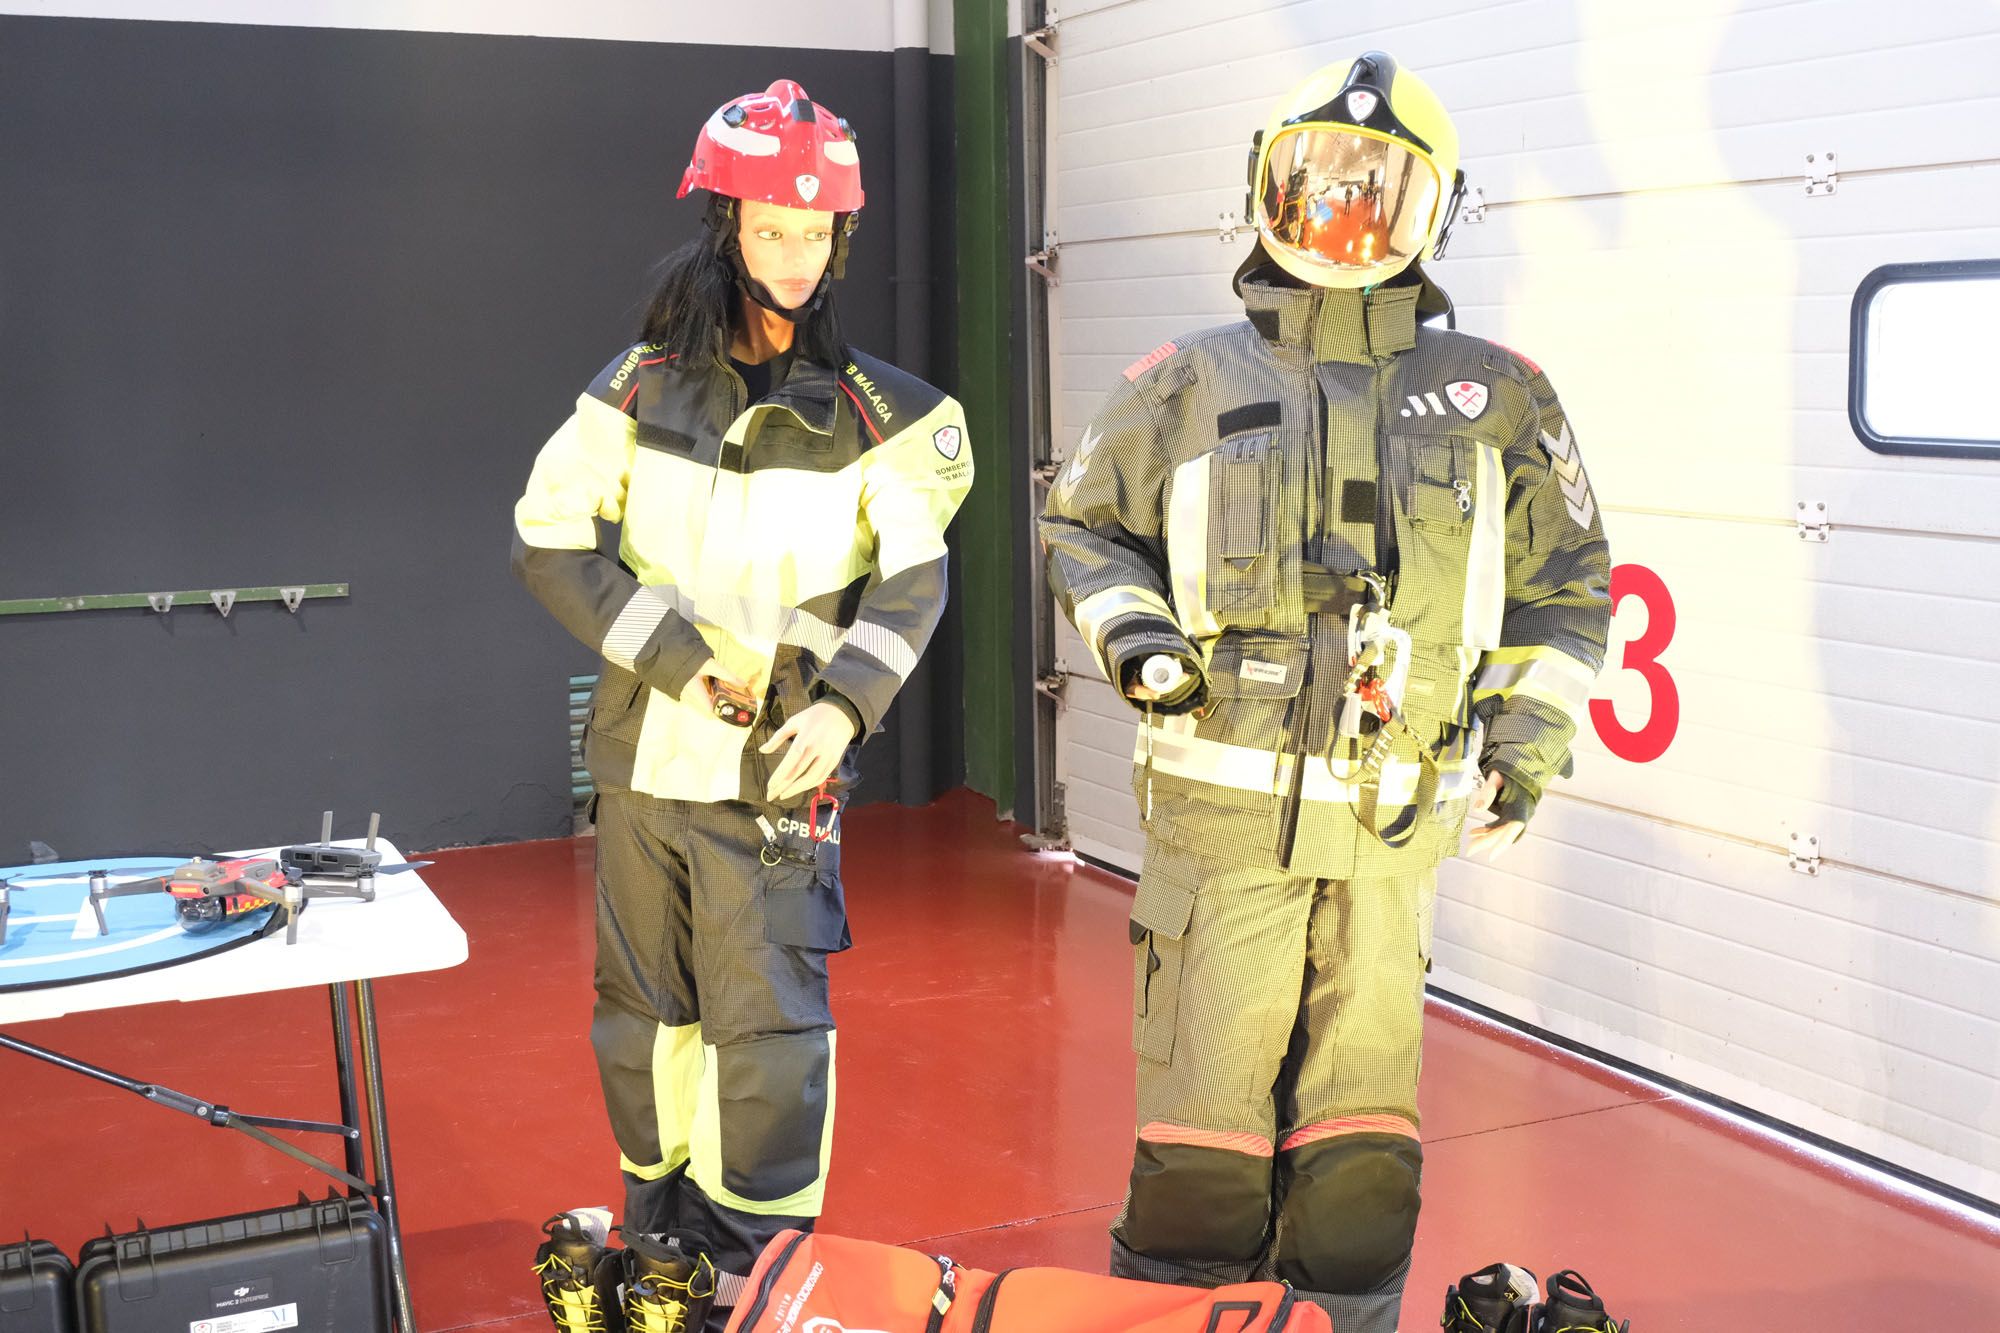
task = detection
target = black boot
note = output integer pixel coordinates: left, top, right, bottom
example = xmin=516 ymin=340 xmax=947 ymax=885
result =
xmin=616 ymin=1228 xmax=718 ymax=1333
xmin=1442 ymin=1261 xmax=1540 ymax=1333
xmin=532 ymin=1209 xmax=616 ymax=1332
xmin=1531 ymin=1270 xmax=1628 ymax=1333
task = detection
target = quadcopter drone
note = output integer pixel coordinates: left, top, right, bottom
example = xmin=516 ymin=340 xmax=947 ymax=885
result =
xmin=0 ymin=811 xmax=431 ymax=948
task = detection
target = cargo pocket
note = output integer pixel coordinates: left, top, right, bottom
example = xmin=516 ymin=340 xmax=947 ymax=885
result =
xmin=762 ymin=858 xmax=852 ymax=953
xmin=581 ymin=663 xmax=648 ymax=787
xmin=1129 ymin=859 xmax=1198 ymax=1066
xmin=1201 ymin=435 xmax=1303 ymax=633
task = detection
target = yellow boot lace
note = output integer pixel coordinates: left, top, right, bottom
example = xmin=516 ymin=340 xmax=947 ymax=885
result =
xmin=532 ymin=1252 xmax=607 ymax=1333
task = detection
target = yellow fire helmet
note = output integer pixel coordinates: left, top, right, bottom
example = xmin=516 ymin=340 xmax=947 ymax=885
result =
xmin=1248 ymin=52 xmax=1466 ymax=289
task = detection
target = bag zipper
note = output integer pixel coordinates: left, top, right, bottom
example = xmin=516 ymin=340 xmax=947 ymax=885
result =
xmin=967 ymin=1268 xmax=1016 ymax=1333
xmin=734 ymin=1230 xmax=811 ymax=1329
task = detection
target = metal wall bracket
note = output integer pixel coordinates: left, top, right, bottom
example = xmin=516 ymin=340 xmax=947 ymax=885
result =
xmin=1024 ymin=9 xmax=1058 ymax=63
xmin=1795 ymin=500 xmax=1830 ymax=542
xmin=1805 ymin=151 xmax=1838 ymax=196
xmin=1025 ymin=238 xmax=1060 ymax=285
xmin=1219 ymin=209 xmax=1243 ymax=244
xmin=1034 ymin=670 xmax=1070 ymax=708
xmin=1789 ymin=833 xmax=1821 ymax=877
xmin=1461 ymin=185 xmax=1488 ymax=224
xmin=0 ymin=583 xmax=349 ymax=618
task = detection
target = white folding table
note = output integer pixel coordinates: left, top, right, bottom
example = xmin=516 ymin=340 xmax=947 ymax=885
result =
xmin=0 ymin=838 xmax=466 ymax=1333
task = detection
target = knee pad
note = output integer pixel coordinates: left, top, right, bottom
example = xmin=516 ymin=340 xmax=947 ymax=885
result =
xmin=694 ymin=1029 xmax=833 ymax=1211
xmin=1117 ymin=1134 xmax=1273 ymax=1263
xmin=1275 ymin=1134 xmax=1423 ymax=1293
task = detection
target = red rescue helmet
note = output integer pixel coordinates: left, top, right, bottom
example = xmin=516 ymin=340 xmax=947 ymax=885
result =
xmin=678 ymin=79 xmax=864 ymax=213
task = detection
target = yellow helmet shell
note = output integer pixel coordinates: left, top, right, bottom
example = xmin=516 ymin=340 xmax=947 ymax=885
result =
xmin=1252 ymin=53 xmax=1460 ymax=289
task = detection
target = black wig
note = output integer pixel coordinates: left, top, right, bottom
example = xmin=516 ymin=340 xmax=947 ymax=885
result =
xmin=639 ymin=207 xmax=847 ymax=368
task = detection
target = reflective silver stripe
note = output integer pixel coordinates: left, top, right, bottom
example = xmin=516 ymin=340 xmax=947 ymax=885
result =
xmin=1472 ymin=648 xmax=1598 ymax=721
xmin=1135 ymin=723 xmax=1482 ymax=805
xmin=601 ymin=585 xmax=677 ymax=670
xmin=1165 ymin=454 xmax=1218 ymax=640
xmin=1462 ymin=443 xmax=1506 ymax=647
xmin=840 ymin=618 xmax=920 ymax=680
xmin=712 ymin=1269 xmax=749 ymax=1308
xmin=780 ymin=606 xmax=848 ymax=659
xmin=1075 ymin=585 xmax=1176 ymax=678
xmin=630 ymin=582 xmax=916 ymax=678
xmin=685 ymin=590 xmax=847 ymax=660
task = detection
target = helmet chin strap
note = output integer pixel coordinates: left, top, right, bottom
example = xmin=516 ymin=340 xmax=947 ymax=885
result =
xmin=705 ymin=194 xmax=836 ymax=326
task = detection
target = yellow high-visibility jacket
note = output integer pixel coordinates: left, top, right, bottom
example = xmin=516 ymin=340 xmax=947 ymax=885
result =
xmin=513 ymin=342 xmax=972 ymax=803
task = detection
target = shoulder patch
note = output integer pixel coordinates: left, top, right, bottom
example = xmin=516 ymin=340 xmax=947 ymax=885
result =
xmin=588 ymin=341 xmax=674 ymax=414
xmin=1123 ymin=340 xmax=1181 ymax=382
xmin=839 ymin=349 xmax=948 ymax=445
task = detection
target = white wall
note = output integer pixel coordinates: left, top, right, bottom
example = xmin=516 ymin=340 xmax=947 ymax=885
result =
xmin=1044 ymin=0 xmax=2000 ymax=1203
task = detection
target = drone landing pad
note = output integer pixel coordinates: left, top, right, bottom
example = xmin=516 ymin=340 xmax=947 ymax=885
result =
xmin=0 ymin=857 xmax=282 ymax=994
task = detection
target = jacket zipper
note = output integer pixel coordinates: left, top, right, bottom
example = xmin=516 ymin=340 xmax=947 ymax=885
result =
xmin=733 ymin=1230 xmax=811 ymax=1329
xmin=1276 ymin=379 xmax=1330 ymax=867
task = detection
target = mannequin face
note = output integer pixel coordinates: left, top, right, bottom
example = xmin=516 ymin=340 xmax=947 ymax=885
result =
xmin=736 ymin=199 xmax=836 ymax=309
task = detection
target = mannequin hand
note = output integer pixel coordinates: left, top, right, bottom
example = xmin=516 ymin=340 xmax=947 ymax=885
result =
xmin=761 ymin=701 xmax=856 ymax=803
xmin=679 ymin=658 xmax=753 ymax=713
xmin=1466 ymin=771 xmax=1526 ymax=862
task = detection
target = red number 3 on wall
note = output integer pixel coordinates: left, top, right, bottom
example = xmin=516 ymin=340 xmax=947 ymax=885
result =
xmin=1590 ymin=563 xmax=1679 ymax=763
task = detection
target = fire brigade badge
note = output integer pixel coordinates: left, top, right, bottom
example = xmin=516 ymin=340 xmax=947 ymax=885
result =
xmin=1345 ymin=89 xmax=1379 ymax=122
xmin=933 ymin=425 xmax=963 ymax=460
xmin=796 ymin=173 xmax=821 ymax=203
xmin=1446 ymin=380 xmax=1490 ymax=420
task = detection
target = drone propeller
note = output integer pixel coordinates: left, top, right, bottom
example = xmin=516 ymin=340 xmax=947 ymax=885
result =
xmin=0 ymin=864 xmax=182 ymax=889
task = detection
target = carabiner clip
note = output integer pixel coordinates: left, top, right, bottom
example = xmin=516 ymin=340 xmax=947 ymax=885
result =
xmin=807 ymin=781 xmax=841 ymax=844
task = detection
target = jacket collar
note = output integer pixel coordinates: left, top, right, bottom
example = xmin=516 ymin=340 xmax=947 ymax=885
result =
xmin=1231 ymin=241 xmax=1446 ymax=365
xmin=718 ymin=349 xmax=840 ymax=435
xmin=763 ymin=356 xmax=839 ymax=435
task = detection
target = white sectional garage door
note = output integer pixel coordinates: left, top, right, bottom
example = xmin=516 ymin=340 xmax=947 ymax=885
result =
xmin=1042 ymin=0 xmax=2000 ymax=1204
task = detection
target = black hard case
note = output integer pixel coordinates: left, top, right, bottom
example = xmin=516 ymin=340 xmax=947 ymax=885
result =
xmin=75 ymin=1196 xmax=388 ymax=1333
xmin=0 ymin=1239 xmax=76 ymax=1333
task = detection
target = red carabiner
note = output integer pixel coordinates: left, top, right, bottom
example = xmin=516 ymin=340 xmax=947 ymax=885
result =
xmin=808 ymin=780 xmax=841 ymax=843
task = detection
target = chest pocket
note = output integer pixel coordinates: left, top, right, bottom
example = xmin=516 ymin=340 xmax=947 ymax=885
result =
xmin=1404 ymin=437 xmax=1472 ymax=533
xmin=747 ymin=412 xmax=836 ymax=470
xmin=1196 ymin=433 xmax=1305 ymax=635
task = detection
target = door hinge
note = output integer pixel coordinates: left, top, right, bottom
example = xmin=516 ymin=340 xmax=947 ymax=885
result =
xmin=1804 ymin=151 xmax=1838 ymax=197
xmin=1789 ymin=833 xmax=1821 ymax=877
xmin=1026 ymin=237 xmax=1060 ymax=285
xmin=1035 ymin=671 xmax=1069 ymax=707
xmin=1024 ymin=11 xmax=1058 ymax=63
xmin=1795 ymin=499 xmax=1830 ymax=542
xmin=1461 ymin=185 xmax=1488 ymax=224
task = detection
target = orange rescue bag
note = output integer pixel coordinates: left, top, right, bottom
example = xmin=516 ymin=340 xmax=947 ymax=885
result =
xmin=725 ymin=1229 xmax=1333 ymax=1333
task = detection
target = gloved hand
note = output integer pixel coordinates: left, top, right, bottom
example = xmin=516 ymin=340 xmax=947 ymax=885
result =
xmin=1121 ymin=653 xmax=1205 ymax=713
xmin=761 ymin=700 xmax=858 ymax=803
xmin=1467 ymin=771 xmax=1528 ymax=862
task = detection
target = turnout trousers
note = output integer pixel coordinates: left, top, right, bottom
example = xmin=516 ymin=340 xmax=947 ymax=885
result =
xmin=1111 ymin=840 xmax=1436 ymax=1333
xmin=591 ymin=788 xmax=850 ymax=1328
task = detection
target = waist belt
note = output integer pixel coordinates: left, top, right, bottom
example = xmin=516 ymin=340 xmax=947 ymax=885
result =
xmin=1301 ymin=565 xmax=1376 ymax=615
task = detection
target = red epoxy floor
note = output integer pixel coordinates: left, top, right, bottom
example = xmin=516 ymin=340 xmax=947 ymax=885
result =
xmin=6 ymin=789 xmax=1997 ymax=1329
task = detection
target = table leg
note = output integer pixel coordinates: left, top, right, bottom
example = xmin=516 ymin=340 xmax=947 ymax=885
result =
xmin=353 ymin=979 xmax=419 ymax=1333
xmin=328 ymin=983 xmax=368 ymax=1189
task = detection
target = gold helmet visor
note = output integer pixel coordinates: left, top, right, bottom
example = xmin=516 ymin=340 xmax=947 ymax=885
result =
xmin=1257 ymin=126 xmax=1443 ymax=277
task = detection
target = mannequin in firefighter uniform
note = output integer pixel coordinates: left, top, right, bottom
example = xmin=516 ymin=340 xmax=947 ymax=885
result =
xmin=1040 ymin=55 xmax=1610 ymax=1332
xmin=514 ymin=80 xmax=972 ymax=1331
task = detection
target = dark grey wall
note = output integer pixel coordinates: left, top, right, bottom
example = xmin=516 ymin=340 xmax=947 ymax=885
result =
xmin=0 ymin=16 xmax=959 ymax=858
